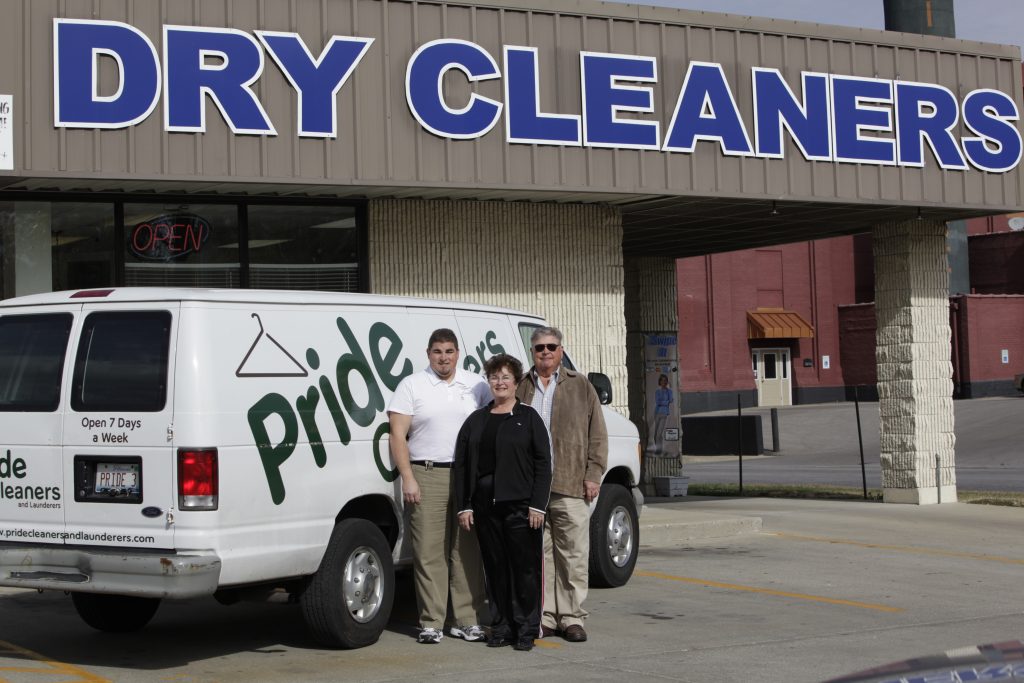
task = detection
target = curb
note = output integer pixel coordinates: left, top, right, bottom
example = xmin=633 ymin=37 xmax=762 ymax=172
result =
xmin=639 ymin=505 xmax=762 ymax=546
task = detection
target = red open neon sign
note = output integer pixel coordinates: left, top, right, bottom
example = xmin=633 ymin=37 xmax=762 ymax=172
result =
xmin=129 ymin=214 xmax=211 ymax=261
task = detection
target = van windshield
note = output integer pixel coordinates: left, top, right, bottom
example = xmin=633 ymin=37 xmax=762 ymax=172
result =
xmin=0 ymin=313 xmax=74 ymax=412
xmin=72 ymin=311 xmax=171 ymax=412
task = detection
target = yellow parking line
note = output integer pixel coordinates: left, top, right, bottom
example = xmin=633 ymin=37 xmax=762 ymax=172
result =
xmin=0 ymin=639 xmax=109 ymax=683
xmin=770 ymin=532 xmax=1024 ymax=565
xmin=635 ymin=570 xmax=903 ymax=613
xmin=533 ymin=639 xmax=563 ymax=649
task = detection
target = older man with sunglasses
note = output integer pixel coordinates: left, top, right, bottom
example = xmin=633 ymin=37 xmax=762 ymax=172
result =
xmin=515 ymin=327 xmax=607 ymax=643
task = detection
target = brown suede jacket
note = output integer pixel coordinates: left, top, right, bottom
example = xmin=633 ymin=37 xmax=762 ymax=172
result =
xmin=516 ymin=367 xmax=607 ymax=498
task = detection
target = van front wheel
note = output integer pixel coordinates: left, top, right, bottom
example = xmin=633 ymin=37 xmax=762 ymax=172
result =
xmin=588 ymin=483 xmax=639 ymax=588
xmin=301 ymin=518 xmax=395 ymax=648
xmin=71 ymin=593 xmax=161 ymax=632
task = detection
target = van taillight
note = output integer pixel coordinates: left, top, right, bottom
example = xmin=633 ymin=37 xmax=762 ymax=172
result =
xmin=178 ymin=448 xmax=218 ymax=511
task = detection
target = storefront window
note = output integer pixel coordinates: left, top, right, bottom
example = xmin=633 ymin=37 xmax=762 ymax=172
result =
xmin=0 ymin=199 xmax=362 ymax=299
xmin=247 ymin=205 xmax=358 ymax=291
xmin=124 ymin=203 xmax=240 ymax=287
xmin=0 ymin=202 xmax=115 ymax=299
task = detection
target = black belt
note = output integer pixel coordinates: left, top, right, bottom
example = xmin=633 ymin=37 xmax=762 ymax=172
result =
xmin=413 ymin=461 xmax=453 ymax=469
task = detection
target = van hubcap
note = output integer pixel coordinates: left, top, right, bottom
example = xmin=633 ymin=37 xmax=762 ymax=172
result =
xmin=344 ymin=546 xmax=383 ymax=623
xmin=606 ymin=505 xmax=634 ymax=567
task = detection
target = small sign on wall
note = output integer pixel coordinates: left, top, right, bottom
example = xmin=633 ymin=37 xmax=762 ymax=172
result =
xmin=0 ymin=95 xmax=11 ymax=171
xmin=1002 ymin=349 xmax=1010 ymax=364
xmin=822 ymin=355 xmax=831 ymax=369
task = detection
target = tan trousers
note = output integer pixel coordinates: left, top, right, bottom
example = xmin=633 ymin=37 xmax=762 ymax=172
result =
xmin=542 ymin=493 xmax=590 ymax=630
xmin=407 ymin=465 xmax=488 ymax=630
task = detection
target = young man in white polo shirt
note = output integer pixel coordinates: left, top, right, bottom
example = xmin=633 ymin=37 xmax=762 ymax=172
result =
xmin=388 ymin=328 xmax=491 ymax=644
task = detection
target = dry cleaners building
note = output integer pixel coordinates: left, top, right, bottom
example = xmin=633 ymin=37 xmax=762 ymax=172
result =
xmin=1 ymin=0 xmax=1022 ymax=504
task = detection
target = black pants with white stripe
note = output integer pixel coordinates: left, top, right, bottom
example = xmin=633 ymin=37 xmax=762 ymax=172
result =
xmin=472 ymin=474 xmax=544 ymax=640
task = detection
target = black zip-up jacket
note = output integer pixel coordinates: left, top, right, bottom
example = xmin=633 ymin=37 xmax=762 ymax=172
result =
xmin=453 ymin=400 xmax=552 ymax=514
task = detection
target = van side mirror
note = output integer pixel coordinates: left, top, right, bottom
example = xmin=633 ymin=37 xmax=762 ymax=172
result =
xmin=588 ymin=372 xmax=613 ymax=405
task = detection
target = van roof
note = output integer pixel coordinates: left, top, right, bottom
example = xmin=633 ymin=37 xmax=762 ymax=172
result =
xmin=0 ymin=288 xmax=543 ymax=319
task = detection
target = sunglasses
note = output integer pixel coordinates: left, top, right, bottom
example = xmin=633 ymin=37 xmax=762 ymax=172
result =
xmin=533 ymin=343 xmax=560 ymax=352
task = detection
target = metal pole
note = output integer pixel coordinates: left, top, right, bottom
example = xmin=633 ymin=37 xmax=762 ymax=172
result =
xmin=855 ymin=386 xmax=867 ymax=500
xmin=770 ymin=407 xmax=780 ymax=452
xmin=737 ymin=394 xmax=743 ymax=494
xmin=936 ymin=454 xmax=942 ymax=504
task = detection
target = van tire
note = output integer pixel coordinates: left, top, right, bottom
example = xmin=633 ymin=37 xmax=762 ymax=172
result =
xmin=301 ymin=518 xmax=394 ymax=649
xmin=588 ymin=483 xmax=639 ymax=588
xmin=71 ymin=593 xmax=161 ymax=632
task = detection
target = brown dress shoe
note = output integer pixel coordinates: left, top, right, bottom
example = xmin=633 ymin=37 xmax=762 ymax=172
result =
xmin=562 ymin=625 xmax=587 ymax=642
xmin=540 ymin=625 xmax=558 ymax=638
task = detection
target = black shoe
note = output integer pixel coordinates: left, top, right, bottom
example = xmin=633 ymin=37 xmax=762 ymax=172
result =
xmin=513 ymin=638 xmax=535 ymax=651
xmin=487 ymin=636 xmax=513 ymax=648
xmin=562 ymin=625 xmax=587 ymax=642
xmin=540 ymin=625 xmax=558 ymax=638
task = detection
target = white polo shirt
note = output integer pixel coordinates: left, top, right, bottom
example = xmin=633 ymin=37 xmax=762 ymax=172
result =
xmin=387 ymin=367 xmax=490 ymax=463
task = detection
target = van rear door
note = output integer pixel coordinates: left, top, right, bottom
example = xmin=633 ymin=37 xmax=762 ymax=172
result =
xmin=61 ymin=305 xmax=178 ymax=550
xmin=0 ymin=309 xmax=75 ymax=546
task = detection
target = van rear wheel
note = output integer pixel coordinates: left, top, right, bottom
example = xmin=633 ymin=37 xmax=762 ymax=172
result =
xmin=300 ymin=518 xmax=394 ymax=649
xmin=71 ymin=593 xmax=161 ymax=632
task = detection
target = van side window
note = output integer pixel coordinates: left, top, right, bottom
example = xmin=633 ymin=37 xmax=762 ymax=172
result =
xmin=71 ymin=312 xmax=171 ymax=412
xmin=0 ymin=314 xmax=73 ymax=412
xmin=517 ymin=323 xmax=576 ymax=371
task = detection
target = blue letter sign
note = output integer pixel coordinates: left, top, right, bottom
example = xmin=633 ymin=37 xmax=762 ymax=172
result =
xmin=580 ymin=52 xmax=660 ymax=150
xmin=405 ymin=39 xmax=502 ymax=140
xmin=53 ymin=19 xmax=161 ymax=129
xmin=256 ymin=32 xmax=373 ymax=138
xmin=50 ymin=19 xmax=1024 ymax=174
xmin=163 ymin=26 xmax=275 ymax=135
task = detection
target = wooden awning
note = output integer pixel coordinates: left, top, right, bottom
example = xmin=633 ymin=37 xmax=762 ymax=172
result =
xmin=746 ymin=308 xmax=815 ymax=339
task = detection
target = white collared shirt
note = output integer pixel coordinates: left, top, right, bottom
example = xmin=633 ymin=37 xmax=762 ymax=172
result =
xmin=530 ymin=368 xmax=559 ymax=449
xmin=387 ymin=367 xmax=490 ymax=463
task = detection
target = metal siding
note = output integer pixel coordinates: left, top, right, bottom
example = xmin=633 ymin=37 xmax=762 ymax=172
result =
xmin=2 ymin=0 xmax=1022 ymax=211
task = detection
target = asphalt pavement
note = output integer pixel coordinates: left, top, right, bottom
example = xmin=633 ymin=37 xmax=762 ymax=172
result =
xmin=680 ymin=396 xmax=1024 ymax=491
xmin=2 ymin=496 xmax=1023 ymax=682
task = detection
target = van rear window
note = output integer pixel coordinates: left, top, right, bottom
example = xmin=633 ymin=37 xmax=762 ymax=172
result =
xmin=0 ymin=314 xmax=73 ymax=412
xmin=72 ymin=311 xmax=171 ymax=412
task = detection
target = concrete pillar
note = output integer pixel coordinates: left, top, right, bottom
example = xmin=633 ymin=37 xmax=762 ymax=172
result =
xmin=624 ymin=256 xmax=680 ymax=492
xmin=368 ymin=198 xmax=628 ymax=413
xmin=873 ymin=219 xmax=957 ymax=504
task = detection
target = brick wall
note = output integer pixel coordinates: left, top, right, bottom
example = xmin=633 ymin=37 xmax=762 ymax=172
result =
xmin=367 ymin=198 xmax=628 ymax=412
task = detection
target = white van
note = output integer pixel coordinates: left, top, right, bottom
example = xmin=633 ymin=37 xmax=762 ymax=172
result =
xmin=0 ymin=288 xmax=642 ymax=648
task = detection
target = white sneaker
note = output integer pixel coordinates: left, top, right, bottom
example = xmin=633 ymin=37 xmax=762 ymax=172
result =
xmin=417 ymin=627 xmax=444 ymax=644
xmin=449 ymin=625 xmax=486 ymax=642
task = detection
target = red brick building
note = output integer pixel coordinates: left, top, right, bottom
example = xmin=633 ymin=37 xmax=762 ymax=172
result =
xmin=678 ymin=222 xmax=1024 ymax=412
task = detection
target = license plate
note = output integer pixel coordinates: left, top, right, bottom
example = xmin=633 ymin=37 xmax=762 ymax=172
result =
xmin=95 ymin=463 xmax=140 ymax=495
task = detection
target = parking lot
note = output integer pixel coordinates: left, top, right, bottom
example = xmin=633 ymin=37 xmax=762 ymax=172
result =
xmin=1 ymin=496 xmax=1022 ymax=682
xmin=683 ymin=396 xmax=1024 ymax=491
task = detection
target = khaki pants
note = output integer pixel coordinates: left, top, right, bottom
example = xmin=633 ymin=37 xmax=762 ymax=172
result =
xmin=407 ymin=465 xmax=488 ymax=630
xmin=542 ymin=493 xmax=589 ymax=630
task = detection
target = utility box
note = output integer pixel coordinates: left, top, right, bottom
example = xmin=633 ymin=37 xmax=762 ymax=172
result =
xmin=680 ymin=415 xmax=764 ymax=455
xmin=654 ymin=476 xmax=690 ymax=497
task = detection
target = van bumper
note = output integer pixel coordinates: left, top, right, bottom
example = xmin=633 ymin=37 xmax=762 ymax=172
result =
xmin=0 ymin=544 xmax=221 ymax=598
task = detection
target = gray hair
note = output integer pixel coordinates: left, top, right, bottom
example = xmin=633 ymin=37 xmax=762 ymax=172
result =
xmin=530 ymin=326 xmax=563 ymax=344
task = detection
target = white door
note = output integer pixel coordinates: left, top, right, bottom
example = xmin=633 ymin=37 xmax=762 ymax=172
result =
xmin=753 ymin=348 xmax=791 ymax=407
xmin=61 ymin=304 xmax=178 ymax=550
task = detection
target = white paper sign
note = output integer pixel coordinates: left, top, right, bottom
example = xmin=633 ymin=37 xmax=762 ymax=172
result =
xmin=0 ymin=95 xmax=11 ymax=171
xmin=822 ymin=355 xmax=830 ymax=369
xmin=1002 ymin=349 xmax=1009 ymax=364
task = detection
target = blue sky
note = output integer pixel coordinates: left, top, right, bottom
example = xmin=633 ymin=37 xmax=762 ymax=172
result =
xmin=604 ymin=0 xmax=1024 ymax=56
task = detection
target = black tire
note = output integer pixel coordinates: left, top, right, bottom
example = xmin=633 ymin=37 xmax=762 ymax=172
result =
xmin=300 ymin=518 xmax=395 ymax=649
xmin=71 ymin=593 xmax=161 ymax=632
xmin=588 ymin=483 xmax=639 ymax=588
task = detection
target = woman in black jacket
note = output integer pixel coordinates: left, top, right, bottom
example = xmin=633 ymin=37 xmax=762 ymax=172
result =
xmin=454 ymin=353 xmax=551 ymax=651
